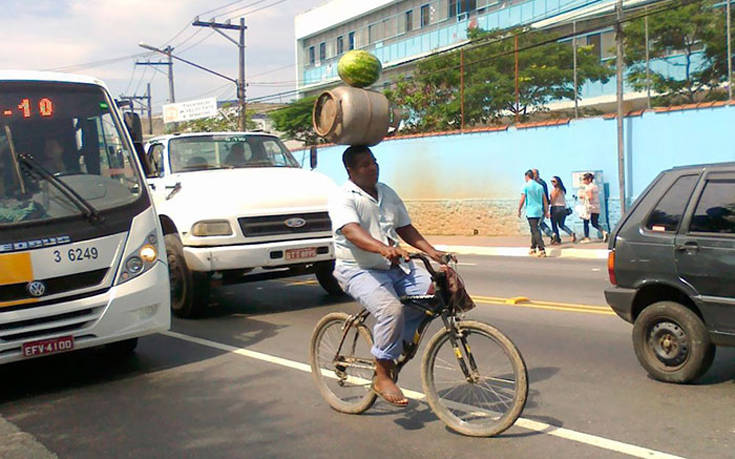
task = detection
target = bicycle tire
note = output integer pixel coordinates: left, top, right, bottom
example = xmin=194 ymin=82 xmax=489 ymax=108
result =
xmin=421 ymin=320 xmax=528 ymax=437
xmin=309 ymin=312 xmax=377 ymax=414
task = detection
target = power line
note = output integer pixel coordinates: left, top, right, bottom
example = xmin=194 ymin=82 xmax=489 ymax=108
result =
xmin=221 ymin=0 xmax=289 ymax=20
xmin=45 ymin=51 xmax=152 ymax=72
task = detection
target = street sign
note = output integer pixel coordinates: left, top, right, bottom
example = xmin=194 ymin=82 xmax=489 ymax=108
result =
xmin=162 ymin=97 xmax=217 ymax=123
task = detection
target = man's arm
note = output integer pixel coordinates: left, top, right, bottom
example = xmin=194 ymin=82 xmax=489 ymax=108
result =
xmin=517 ymin=193 xmax=526 ymax=217
xmin=543 ymin=194 xmax=549 ymax=218
xmin=340 ymin=223 xmax=409 ymax=263
xmin=395 ymin=224 xmax=449 ymax=263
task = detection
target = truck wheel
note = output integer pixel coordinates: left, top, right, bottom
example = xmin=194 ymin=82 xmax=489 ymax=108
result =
xmin=165 ymin=234 xmax=210 ymax=318
xmin=314 ymin=260 xmax=343 ymax=295
xmin=632 ymin=301 xmax=715 ymax=383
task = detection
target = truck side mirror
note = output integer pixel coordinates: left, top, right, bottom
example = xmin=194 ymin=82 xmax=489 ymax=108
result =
xmin=309 ymin=145 xmax=317 ymax=170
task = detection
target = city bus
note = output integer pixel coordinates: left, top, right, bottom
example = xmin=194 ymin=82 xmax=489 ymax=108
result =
xmin=0 ymin=71 xmax=170 ymax=363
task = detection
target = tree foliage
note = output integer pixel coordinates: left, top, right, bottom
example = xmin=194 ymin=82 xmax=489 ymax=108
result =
xmin=268 ymin=96 xmax=320 ymax=144
xmin=623 ymin=0 xmax=733 ymax=104
xmin=386 ymin=27 xmax=612 ymax=132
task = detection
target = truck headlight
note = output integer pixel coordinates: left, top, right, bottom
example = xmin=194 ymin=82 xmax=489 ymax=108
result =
xmin=117 ymin=232 xmax=161 ymax=284
xmin=191 ymin=220 xmax=233 ymax=236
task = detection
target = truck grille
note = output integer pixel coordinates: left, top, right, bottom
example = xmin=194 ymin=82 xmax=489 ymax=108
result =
xmin=0 ymin=268 xmax=109 ymax=304
xmin=238 ymin=212 xmax=331 ymax=237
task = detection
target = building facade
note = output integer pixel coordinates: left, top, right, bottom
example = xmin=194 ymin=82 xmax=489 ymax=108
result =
xmin=294 ymin=0 xmax=701 ymax=106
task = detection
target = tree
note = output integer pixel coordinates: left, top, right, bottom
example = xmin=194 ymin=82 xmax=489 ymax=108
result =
xmin=172 ymin=103 xmax=257 ymax=133
xmin=268 ymin=96 xmax=321 ymax=145
xmin=623 ymin=0 xmax=732 ymax=104
xmin=386 ymin=27 xmax=612 ymax=132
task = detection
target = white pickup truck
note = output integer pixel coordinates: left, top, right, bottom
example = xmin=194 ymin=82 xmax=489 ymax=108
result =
xmin=143 ymin=132 xmax=339 ymax=317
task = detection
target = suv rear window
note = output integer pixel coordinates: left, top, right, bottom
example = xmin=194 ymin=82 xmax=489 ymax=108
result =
xmin=645 ymin=175 xmax=697 ymax=232
xmin=689 ymin=180 xmax=735 ymax=234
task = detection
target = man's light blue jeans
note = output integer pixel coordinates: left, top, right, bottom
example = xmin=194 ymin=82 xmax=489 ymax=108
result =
xmin=334 ymin=262 xmax=431 ymax=361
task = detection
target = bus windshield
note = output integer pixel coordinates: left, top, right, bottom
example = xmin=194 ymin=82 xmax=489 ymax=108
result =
xmin=0 ymin=82 xmax=143 ymax=226
xmin=168 ymin=134 xmax=299 ymax=173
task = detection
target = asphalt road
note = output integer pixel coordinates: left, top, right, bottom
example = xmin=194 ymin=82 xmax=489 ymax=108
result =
xmin=1 ymin=255 xmax=734 ymax=458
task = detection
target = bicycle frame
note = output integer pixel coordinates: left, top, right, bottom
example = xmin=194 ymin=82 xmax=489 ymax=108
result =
xmin=331 ymin=253 xmax=480 ymax=384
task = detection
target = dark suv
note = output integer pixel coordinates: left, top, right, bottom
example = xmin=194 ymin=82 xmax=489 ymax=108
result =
xmin=605 ymin=162 xmax=735 ymax=383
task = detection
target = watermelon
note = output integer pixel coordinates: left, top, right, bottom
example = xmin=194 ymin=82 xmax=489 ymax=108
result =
xmin=337 ymin=50 xmax=382 ymax=88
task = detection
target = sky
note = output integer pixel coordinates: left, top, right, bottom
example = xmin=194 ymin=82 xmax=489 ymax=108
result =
xmin=0 ymin=0 xmax=325 ymax=113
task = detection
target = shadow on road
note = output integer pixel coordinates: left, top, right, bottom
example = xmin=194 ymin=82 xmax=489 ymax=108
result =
xmin=696 ymin=346 xmax=735 ymax=385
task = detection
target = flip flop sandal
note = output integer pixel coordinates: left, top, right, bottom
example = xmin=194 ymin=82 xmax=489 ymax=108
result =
xmin=371 ymin=384 xmax=408 ymax=408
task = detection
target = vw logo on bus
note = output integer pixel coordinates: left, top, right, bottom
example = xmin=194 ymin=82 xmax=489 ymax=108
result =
xmin=27 ymin=280 xmax=47 ymax=297
xmin=284 ymin=217 xmax=307 ymax=228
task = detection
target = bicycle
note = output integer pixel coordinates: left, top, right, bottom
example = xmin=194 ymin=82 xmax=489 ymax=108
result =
xmin=309 ymin=253 xmax=528 ymax=437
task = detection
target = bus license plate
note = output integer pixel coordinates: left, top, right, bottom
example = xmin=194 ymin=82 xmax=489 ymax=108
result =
xmin=22 ymin=335 xmax=75 ymax=357
xmin=285 ymin=247 xmax=317 ymax=260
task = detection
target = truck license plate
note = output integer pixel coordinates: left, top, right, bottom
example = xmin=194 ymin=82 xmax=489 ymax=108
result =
xmin=22 ymin=335 xmax=75 ymax=357
xmin=285 ymin=247 xmax=317 ymax=260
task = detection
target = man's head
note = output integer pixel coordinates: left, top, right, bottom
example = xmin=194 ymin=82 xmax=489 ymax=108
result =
xmin=532 ymin=168 xmax=540 ymax=180
xmin=582 ymin=172 xmax=594 ymax=184
xmin=343 ymin=145 xmax=378 ymax=188
xmin=524 ymin=169 xmax=534 ymax=182
xmin=230 ymin=142 xmax=244 ymax=157
xmin=42 ymin=139 xmax=65 ymax=171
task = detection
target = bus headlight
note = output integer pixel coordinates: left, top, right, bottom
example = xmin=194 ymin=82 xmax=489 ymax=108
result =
xmin=117 ymin=232 xmax=161 ymax=284
xmin=191 ymin=220 xmax=232 ymax=237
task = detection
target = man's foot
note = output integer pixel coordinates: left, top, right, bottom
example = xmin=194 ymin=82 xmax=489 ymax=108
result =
xmin=536 ymin=249 xmax=547 ymax=258
xmin=373 ymin=359 xmax=407 ymax=407
xmin=528 ymin=248 xmax=537 ymax=256
xmin=571 ymin=233 xmax=577 ymax=243
xmin=580 ymin=237 xmax=591 ymax=244
xmin=603 ymin=231 xmax=609 ymax=242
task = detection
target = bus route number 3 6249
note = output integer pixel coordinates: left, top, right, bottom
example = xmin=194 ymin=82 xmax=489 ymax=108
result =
xmin=53 ymin=247 xmax=99 ymax=263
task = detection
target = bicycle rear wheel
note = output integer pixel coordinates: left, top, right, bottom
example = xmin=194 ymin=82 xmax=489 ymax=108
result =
xmin=309 ymin=312 xmax=377 ymax=414
xmin=421 ymin=320 xmax=528 ymax=437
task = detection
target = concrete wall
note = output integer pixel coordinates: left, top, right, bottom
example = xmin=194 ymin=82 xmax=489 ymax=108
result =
xmin=298 ymin=103 xmax=735 ymax=236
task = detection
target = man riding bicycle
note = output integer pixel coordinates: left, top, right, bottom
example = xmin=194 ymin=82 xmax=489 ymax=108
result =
xmin=328 ymin=145 xmax=451 ymax=407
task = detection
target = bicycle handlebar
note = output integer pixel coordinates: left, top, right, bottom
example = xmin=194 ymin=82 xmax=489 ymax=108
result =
xmin=408 ymin=253 xmax=455 ymax=277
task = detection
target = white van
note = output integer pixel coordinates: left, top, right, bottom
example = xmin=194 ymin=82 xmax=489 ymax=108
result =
xmin=143 ymin=132 xmax=339 ymax=317
xmin=0 ymin=71 xmax=170 ymax=363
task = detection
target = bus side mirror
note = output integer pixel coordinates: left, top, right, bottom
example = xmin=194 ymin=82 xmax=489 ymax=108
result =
xmin=309 ymin=145 xmax=317 ymax=170
xmin=124 ymin=112 xmax=143 ymax=144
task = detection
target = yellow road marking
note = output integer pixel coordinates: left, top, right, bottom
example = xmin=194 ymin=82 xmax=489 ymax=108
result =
xmin=285 ymin=279 xmax=319 ymax=286
xmin=0 ymin=252 xmax=33 ymax=285
xmin=472 ymin=294 xmax=615 ymax=316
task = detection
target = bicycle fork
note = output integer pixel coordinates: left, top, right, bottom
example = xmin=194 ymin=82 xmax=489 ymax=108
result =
xmin=441 ymin=313 xmax=481 ymax=383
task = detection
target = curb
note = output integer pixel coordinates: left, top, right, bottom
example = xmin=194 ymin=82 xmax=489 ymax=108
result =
xmin=433 ymin=244 xmax=608 ymax=260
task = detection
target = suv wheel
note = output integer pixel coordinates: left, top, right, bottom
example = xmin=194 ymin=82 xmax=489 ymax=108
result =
xmin=165 ymin=234 xmax=211 ymax=318
xmin=632 ymin=301 xmax=715 ymax=383
xmin=314 ymin=260 xmax=344 ymax=296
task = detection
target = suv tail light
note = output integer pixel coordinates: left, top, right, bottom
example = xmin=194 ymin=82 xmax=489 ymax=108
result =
xmin=608 ymin=250 xmax=616 ymax=285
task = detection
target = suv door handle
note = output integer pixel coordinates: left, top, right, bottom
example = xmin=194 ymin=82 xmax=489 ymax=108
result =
xmin=675 ymin=241 xmax=699 ymax=252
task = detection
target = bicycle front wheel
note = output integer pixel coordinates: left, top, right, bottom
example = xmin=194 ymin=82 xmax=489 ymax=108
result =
xmin=421 ymin=320 xmax=528 ymax=437
xmin=309 ymin=312 xmax=377 ymax=414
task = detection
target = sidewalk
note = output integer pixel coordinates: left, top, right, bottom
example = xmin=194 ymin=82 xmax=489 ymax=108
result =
xmin=425 ymin=235 xmax=609 ymax=260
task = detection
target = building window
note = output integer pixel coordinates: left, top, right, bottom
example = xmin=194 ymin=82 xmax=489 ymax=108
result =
xmin=308 ymin=46 xmax=315 ymax=65
xmin=405 ymin=10 xmax=413 ymax=32
xmin=348 ymin=31 xmax=355 ymax=50
xmin=421 ymin=4 xmax=430 ymax=27
xmin=337 ymin=36 xmax=344 ymax=55
xmin=368 ymin=24 xmax=375 ymax=43
xmin=451 ymin=0 xmax=477 ymax=18
xmin=587 ymin=33 xmax=601 ymax=60
xmin=319 ymin=42 xmax=326 ymax=62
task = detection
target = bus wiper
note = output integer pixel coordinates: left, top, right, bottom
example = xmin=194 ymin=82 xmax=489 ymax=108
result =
xmin=17 ymin=153 xmax=102 ymax=223
xmin=3 ymin=126 xmax=26 ymax=195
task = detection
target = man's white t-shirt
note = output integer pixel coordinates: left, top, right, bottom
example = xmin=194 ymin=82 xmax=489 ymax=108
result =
xmin=328 ymin=180 xmax=411 ymax=270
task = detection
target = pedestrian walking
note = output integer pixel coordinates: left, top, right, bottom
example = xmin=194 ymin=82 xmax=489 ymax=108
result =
xmin=532 ymin=168 xmax=555 ymax=243
xmin=549 ymin=176 xmax=577 ymax=244
xmin=579 ymin=172 xmax=608 ymax=243
xmin=518 ymin=169 xmax=549 ymax=257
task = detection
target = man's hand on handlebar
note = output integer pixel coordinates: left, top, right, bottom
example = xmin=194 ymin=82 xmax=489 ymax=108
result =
xmin=379 ymin=245 xmax=411 ymax=264
xmin=426 ymin=249 xmax=457 ymax=265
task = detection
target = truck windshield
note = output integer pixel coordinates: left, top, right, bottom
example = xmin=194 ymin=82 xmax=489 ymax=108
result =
xmin=0 ymin=81 xmax=142 ymax=226
xmin=168 ymin=134 xmax=299 ymax=173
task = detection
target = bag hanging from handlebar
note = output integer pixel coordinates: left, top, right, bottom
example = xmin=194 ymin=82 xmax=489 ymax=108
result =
xmin=440 ymin=265 xmax=476 ymax=312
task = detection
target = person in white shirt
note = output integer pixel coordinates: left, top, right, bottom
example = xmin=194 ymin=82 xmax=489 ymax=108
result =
xmin=580 ymin=172 xmax=608 ymax=243
xmin=329 ymin=145 xmax=451 ymax=407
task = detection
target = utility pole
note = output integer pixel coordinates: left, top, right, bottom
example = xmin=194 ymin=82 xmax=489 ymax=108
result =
xmin=192 ymin=17 xmax=247 ymax=131
xmin=119 ymin=89 xmax=153 ymax=134
xmin=136 ymin=49 xmax=175 ymax=104
xmin=146 ymin=83 xmax=152 ymax=134
xmin=615 ymin=0 xmax=626 ymax=214
xmin=573 ymin=20 xmax=578 ymax=118
xmin=645 ymin=8 xmax=651 ymax=109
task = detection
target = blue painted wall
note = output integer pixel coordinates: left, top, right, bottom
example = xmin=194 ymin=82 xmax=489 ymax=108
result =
xmin=301 ymin=104 xmax=735 ymax=231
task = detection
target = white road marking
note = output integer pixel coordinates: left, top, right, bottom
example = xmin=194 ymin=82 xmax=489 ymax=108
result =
xmin=162 ymin=330 xmax=684 ymax=459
